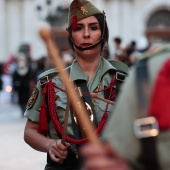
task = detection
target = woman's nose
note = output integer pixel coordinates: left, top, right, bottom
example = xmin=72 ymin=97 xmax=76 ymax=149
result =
xmin=84 ymin=28 xmax=90 ymax=38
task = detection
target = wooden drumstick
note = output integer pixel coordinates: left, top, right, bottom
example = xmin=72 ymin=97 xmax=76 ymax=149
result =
xmin=61 ymin=96 xmax=70 ymax=145
xmin=39 ymin=28 xmax=100 ymax=145
xmin=90 ymin=93 xmax=115 ymax=105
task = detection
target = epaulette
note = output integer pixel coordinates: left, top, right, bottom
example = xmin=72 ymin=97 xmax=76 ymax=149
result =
xmin=108 ymin=60 xmax=130 ymax=75
xmin=108 ymin=60 xmax=130 ymax=83
xmin=138 ymin=43 xmax=170 ymax=61
xmin=38 ymin=68 xmax=58 ymax=80
xmin=38 ymin=68 xmax=58 ymax=86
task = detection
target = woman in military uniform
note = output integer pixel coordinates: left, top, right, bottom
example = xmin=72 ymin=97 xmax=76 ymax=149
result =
xmin=23 ymin=0 xmax=129 ymax=170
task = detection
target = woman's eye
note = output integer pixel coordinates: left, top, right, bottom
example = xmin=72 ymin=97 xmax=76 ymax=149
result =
xmin=90 ymin=26 xmax=98 ymax=31
xmin=75 ymin=26 xmax=83 ymax=31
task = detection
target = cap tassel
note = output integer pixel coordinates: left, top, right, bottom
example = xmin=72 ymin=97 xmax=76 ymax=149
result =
xmin=72 ymin=15 xmax=77 ymax=30
xmin=71 ymin=0 xmax=78 ymax=30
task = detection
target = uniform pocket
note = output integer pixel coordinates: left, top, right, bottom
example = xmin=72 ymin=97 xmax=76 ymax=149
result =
xmin=98 ymin=100 xmax=114 ymax=114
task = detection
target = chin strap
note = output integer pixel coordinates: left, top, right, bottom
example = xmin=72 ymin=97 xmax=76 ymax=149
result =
xmin=73 ymin=38 xmax=104 ymax=51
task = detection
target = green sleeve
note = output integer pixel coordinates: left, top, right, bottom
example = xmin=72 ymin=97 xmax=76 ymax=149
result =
xmin=24 ymin=81 xmax=42 ymax=122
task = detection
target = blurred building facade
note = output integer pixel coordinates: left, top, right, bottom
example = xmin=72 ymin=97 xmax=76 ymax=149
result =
xmin=0 ymin=0 xmax=170 ymax=62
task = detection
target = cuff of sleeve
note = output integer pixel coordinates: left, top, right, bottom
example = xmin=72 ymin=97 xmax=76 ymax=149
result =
xmin=24 ymin=109 xmax=40 ymax=123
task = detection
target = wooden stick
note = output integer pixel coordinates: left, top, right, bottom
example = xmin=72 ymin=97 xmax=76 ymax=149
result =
xmin=39 ymin=28 xmax=100 ymax=145
xmin=90 ymin=92 xmax=115 ymax=105
xmin=61 ymin=96 xmax=70 ymax=145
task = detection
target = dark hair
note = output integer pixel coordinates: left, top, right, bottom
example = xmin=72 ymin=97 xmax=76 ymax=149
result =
xmin=131 ymin=40 xmax=136 ymax=47
xmin=68 ymin=14 xmax=109 ymax=52
xmin=114 ymin=37 xmax=122 ymax=44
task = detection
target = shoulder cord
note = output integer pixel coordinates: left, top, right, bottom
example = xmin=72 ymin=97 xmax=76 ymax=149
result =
xmin=52 ymin=75 xmax=115 ymax=95
xmin=38 ymin=85 xmax=48 ymax=134
xmin=44 ymin=75 xmax=115 ymax=145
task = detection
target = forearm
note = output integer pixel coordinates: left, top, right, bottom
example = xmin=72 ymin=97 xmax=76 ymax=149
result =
xmin=24 ymin=120 xmax=55 ymax=153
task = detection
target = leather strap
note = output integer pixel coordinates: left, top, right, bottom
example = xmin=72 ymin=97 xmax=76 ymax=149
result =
xmin=71 ymin=79 xmax=98 ymax=140
xmin=74 ymin=79 xmax=98 ymax=126
xmin=135 ymin=59 xmax=160 ymax=170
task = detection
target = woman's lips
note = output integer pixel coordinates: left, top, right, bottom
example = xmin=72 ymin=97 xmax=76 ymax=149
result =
xmin=81 ymin=43 xmax=92 ymax=47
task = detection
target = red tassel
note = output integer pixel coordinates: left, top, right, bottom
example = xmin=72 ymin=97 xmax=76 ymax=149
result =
xmin=38 ymin=103 xmax=48 ymax=134
xmin=72 ymin=15 xmax=77 ymax=30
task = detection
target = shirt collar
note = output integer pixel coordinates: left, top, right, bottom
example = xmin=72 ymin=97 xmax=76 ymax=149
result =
xmin=70 ymin=57 xmax=117 ymax=82
xmin=70 ymin=59 xmax=88 ymax=81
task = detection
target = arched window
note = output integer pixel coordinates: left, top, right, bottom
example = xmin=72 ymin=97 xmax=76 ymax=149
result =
xmin=147 ymin=9 xmax=170 ymax=29
xmin=145 ymin=9 xmax=170 ymax=43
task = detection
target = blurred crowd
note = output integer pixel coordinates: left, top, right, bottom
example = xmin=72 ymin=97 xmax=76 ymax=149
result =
xmin=112 ymin=37 xmax=150 ymax=69
xmin=0 ymin=43 xmax=74 ymax=116
xmin=0 ymin=37 xmax=155 ymax=116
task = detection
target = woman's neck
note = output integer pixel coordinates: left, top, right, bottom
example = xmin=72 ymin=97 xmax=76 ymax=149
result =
xmin=76 ymin=55 xmax=101 ymax=83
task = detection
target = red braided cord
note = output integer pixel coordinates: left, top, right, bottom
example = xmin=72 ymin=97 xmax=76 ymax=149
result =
xmin=47 ymin=80 xmax=111 ymax=144
xmin=42 ymin=85 xmax=47 ymax=103
xmin=53 ymin=84 xmax=66 ymax=92
xmin=103 ymin=79 xmax=114 ymax=113
xmin=53 ymin=74 xmax=115 ymax=95
xmin=48 ymin=80 xmax=88 ymax=144
xmin=38 ymin=84 xmax=48 ymax=134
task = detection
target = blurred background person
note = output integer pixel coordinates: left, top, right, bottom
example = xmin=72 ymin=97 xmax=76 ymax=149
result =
xmin=33 ymin=56 xmax=47 ymax=82
xmin=114 ymin=49 xmax=127 ymax=64
xmin=12 ymin=53 xmax=34 ymax=116
xmin=113 ymin=37 xmax=123 ymax=52
xmin=128 ymin=51 xmax=142 ymax=70
xmin=112 ymin=37 xmax=123 ymax=58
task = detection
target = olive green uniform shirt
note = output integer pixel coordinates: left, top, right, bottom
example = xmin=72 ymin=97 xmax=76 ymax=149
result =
xmin=25 ymin=57 xmax=127 ymax=147
xmin=102 ymin=44 xmax=170 ymax=170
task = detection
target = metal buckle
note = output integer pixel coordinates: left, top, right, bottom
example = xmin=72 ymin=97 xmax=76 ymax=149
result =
xmin=85 ymin=102 xmax=94 ymax=122
xmin=39 ymin=76 xmax=49 ymax=86
xmin=74 ymin=102 xmax=93 ymax=124
xmin=116 ymin=72 xmax=126 ymax=82
xmin=134 ymin=116 xmax=159 ymax=138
